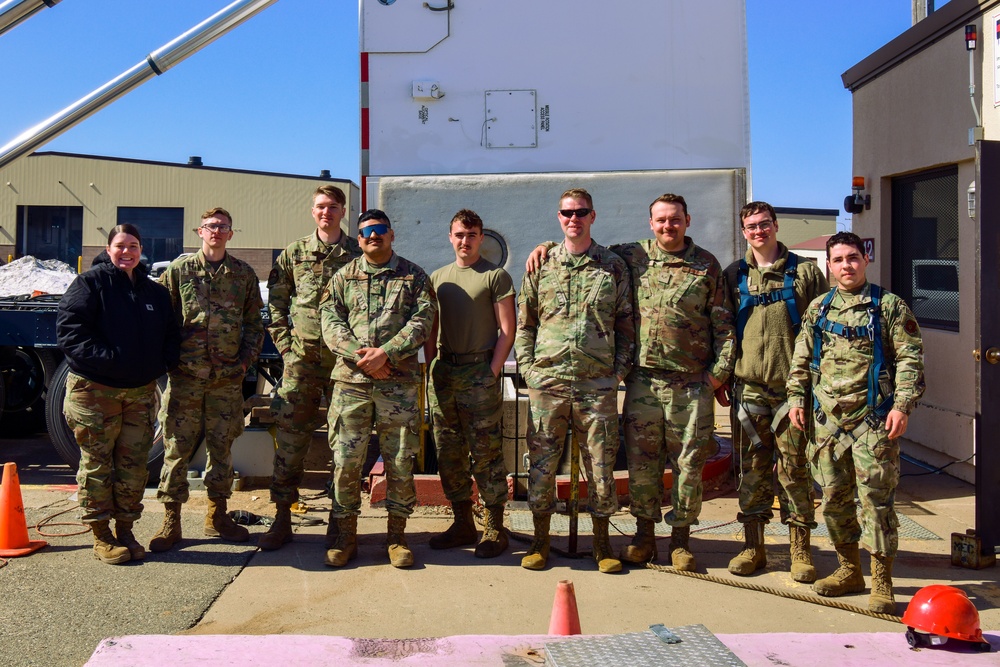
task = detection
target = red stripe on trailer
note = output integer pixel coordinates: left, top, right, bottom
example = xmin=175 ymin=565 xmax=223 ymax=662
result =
xmin=361 ymin=107 xmax=370 ymax=151
xmin=360 ymin=51 xmax=369 ymax=82
xmin=361 ymin=175 xmax=367 ymax=211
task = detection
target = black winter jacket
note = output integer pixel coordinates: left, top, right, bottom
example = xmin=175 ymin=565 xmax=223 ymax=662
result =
xmin=57 ymin=258 xmax=180 ymax=388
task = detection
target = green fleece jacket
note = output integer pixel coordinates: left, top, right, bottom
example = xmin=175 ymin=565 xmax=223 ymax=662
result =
xmin=721 ymin=244 xmax=828 ymax=391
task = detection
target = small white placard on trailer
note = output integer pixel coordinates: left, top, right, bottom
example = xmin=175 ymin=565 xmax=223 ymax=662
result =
xmin=485 ymin=90 xmax=537 ymax=149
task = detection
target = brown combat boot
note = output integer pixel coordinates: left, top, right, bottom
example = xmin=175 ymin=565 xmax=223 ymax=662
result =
xmin=258 ymin=502 xmax=293 ymax=551
xmin=325 ymin=509 xmax=340 ymax=549
xmin=813 ymin=542 xmax=866 ymax=597
xmin=429 ymin=500 xmax=478 ymax=550
xmin=869 ymin=553 xmax=896 ymax=614
xmin=148 ymin=502 xmax=183 ymax=553
xmin=92 ymin=520 xmax=130 ymax=565
xmin=204 ymin=497 xmax=249 ymax=542
xmin=324 ymin=515 xmax=358 ymax=567
xmin=474 ymin=504 xmax=509 ymax=559
xmin=621 ymin=517 xmax=658 ymax=564
xmin=728 ymin=521 xmax=766 ymax=576
xmin=669 ymin=525 xmax=696 ymax=571
xmin=114 ymin=519 xmax=145 ymax=561
xmin=387 ymin=514 xmax=414 ymax=568
xmin=591 ymin=516 xmax=622 ymax=573
xmin=789 ymin=525 xmax=817 ymax=583
xmin=521 ymin=513 xmax=551 ymax=570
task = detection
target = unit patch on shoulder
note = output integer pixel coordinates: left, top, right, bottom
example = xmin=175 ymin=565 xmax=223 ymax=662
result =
xmin=904 ymin=318 xmax=918 ymax=335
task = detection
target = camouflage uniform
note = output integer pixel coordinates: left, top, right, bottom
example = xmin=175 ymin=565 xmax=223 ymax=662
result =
xmin=515 ymin=242 xmax=634 ymax=517
xmin=321 ymin=253 xmax=436 ymax=518
xmin=267 ymin=231 xmax=362 ymax=503
xmin=65 ymin=374 xmax=158 ymax=523
xmin=721 ymin=245 xmax=827 ymax=528
xmin=617 ymin=239 xmax=734 ymax=526
xmin=787 ymin=282 xmax=925 ymax=557
xmin=157 ymin=250 xmax=265 ymax=502
xmin=428 ymin=260 xmax=514 ymax=507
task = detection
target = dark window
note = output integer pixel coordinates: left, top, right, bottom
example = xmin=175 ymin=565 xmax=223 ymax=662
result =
xmin=891 ymin=166 xmax=959 ymax=331
xmin=116 ymin=207 xmax=184 ymax=266
xmin=16 ymin=205 xmax=83 ymax=267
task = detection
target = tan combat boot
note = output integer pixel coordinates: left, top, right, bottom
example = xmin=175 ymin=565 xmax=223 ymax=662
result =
xmin=474 ymin=504 xmax=509 ymax=559
xmin=813 ymin=542 xmax=866 ymax=597
xmin=789 ymin=525 xmax=817 ymax=583
xmin=92 ymin=520 xmax=130 ymax=565
xmin=591 ymin=516 xmax=622 ymax=573
xmin=387 ymin=514 xmax=414 ymax=568
xmin=114 ymin=519 xmax=145 ymax=561
xmin=429 ymin=500 xmax=478 ymax=550
xmin=621 ymin=517 xmax=658 ymax=564
xmin=669 ymin=525 xmax=696 ymax=571
xmin=869 ymin=553 xmax=896 ymax=614
xmin=148 ymin=501 xmax=183 ymax=553
xmin=325 ymin=509 xmax=340 ymax=549
xmin=728 ymin=521 xmax=766 ymax=576
xmin=258 ymin=502 xmax=294 ymax=551
xmin=204 ymin=498 xmax=250 ymax=542
xmin=324 ymin=515 xmax=358 ymax=567
xmin=521 ymin=513 xmax=551 ymax=570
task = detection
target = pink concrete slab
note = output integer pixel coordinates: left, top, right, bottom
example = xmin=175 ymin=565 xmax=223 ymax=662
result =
xmin=86 ymin=634 xmax=553 ymax=666
xmin=718 ymin=631 xmax=1000 ymax=666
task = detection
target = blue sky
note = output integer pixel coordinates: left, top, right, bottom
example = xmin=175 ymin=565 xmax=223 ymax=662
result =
xmin=0 ymin=1 xmax=925 ymax=225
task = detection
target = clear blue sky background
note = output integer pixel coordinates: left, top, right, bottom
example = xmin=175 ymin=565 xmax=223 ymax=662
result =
xmin=0 ymin=0 xmax=927 ymax=226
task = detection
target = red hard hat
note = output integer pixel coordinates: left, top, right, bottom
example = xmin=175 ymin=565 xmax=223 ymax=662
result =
xmin=902 ymin=585 xmax=985 ymax=644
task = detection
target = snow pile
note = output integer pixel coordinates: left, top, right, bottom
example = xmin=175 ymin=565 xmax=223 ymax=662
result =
xmin=0 ymin=256 xmax=77 ymax=298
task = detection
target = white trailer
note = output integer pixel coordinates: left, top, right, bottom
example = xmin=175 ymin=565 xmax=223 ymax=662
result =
xmin=360 ymin=0 xmax=750 ymax=284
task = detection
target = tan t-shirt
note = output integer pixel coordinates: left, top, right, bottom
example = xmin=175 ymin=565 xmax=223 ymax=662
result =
xmin=430 ymin=257 xmax=514 ymax=355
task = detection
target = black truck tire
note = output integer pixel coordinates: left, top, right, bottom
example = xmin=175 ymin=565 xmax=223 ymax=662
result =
xmin=45 ymin=360 xmax=167 ymax=481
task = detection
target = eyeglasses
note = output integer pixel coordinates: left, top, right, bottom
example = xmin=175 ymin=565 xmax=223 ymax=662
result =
xmin=742 ymin=221 xmax=774 ymax=233
xmin=201 ymin=224 xmax=232 ymax=233
xmin=359 ymin=223 xmax=390 ymax=238
xmin=559 ymin=208 xmax=592 ymax=219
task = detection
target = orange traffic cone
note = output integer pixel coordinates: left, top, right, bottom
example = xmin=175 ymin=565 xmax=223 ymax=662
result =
xmin=548 ymin=579 xmax=582 ymax=635
xmin=0 ymin=462 xmax=47 ymax=557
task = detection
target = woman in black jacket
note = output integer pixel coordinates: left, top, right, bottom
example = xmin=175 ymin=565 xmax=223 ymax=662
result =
xmin=57 ymin=224 xmax=180 ymax=565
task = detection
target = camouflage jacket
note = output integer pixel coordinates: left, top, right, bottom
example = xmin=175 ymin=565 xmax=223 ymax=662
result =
xmin=160 ymin=249 xmax=265 ymax=380
xmin=267 ymin=230 xmax=362 ymax=360
xmin=321 ymin=252 xmax=437 ymax=383
xmin=721 ymin=244 xmax=828 ymax=391
xmin=787 ymin=282 xmax=925 ymax=430
xmin=613 ymin=238 xmax=734 ymax=380
xmin=515 ymin=241 xmax=634 ymax=385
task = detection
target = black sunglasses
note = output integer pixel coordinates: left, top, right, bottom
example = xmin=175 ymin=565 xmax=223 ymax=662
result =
xmin=359 ymin=223 xmax=390 ymax=238
xmin=559 ymin=208 xmax=592 ymax=218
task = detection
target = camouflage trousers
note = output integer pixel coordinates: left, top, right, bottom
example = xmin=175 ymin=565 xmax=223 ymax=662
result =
xmin=732 ymin=381 xmax=816 ymax=528
xmin=269 ymin=349 xmax=335 ymax=504
xmin=157 ymin=370 xmax=244 ymax=503
xmin=63 ymin=373 xmax=158 ymax=524
xmin=624 ymin=368 xmax=714 ymax=526
xmin=329 ymin=380 xmax=418 ymax=518
xmin=428 ymin=358 xmax=508 ymax=507
xmin=525 ymin=375 xmax=619 ymax=518
xmin=811 ymin=414 xmax=900 ymax=557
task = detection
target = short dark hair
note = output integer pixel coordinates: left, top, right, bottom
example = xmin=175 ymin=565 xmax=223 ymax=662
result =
xmin=201 ymin=207 xmax=232 ymax=225
xmin=560 ymin=188 xmax=593 ymax=208
xmin=826 ymin=231 xmax=866 ymax=260
xmin=313 ymin=184 xmax=346 ymax=206
xmin=450 ymin=209 xmax=483 ymax=232
xmin=358 ymin=209 xmax=391 ymax=227
xmin=739 ymin=201 xmax=776 ymax=227
xmin=107 ymin=223 xmax=142 ymax=246
xmin=649 ymin=193 xmax=688 ymax=217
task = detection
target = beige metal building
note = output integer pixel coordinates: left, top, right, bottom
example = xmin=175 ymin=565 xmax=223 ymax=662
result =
xmin=0 ymin=152 xmax=359 ymax=278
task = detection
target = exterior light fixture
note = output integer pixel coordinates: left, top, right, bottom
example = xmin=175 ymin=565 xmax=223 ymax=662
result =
xmin=968 ymin=181 xmax=976 ymax=220
xmin=844 ymin=176 xmax=870 ymax=215
xmin=966 ymin=24 xmax=978 ymax=50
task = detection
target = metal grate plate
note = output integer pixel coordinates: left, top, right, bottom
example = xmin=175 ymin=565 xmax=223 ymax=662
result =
xmin=543 ymin=624 xmax=746 ymax=667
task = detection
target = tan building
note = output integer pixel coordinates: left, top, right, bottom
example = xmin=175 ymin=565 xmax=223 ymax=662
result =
xmin=0 ymin=152 xmax=359 ymax=278
xmin=771 ymin=206 xmax=837 ymax=249
xmin=842 ymin=0 xmax=996 ymax=488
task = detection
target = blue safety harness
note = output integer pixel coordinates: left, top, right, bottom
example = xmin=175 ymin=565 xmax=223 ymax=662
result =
xmin=735 ymin=253 xmax=800 ymax=344
xmin=810 ymin=284 xmax=895 ymax=431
